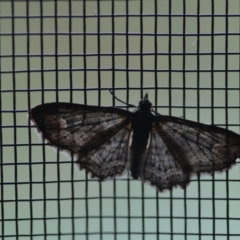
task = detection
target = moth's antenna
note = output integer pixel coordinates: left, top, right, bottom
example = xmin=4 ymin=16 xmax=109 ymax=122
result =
xmin=109 ymin=89 xmax=135 ymax=108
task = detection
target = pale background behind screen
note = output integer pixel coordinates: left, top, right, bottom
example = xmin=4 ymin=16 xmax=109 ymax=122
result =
xmin=1 ymin=1 xmax=240 ymax=240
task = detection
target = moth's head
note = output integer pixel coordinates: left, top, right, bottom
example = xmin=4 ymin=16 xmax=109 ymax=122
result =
xmin=138 ymin=93 xmax=152 ymax=110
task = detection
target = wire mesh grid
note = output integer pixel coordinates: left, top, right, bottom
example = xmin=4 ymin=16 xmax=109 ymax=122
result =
xmin=1 ymin=1 xmax=240 ymax=239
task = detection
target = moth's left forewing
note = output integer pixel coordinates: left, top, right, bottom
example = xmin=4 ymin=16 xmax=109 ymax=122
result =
xmin=30 ymin=103 xmax=133 ymax=180
xmin=30 ymin=103 xmax=132 ymax=153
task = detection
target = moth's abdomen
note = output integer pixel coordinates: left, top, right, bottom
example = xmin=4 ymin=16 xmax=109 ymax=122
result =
xmin=130 ymin=110 xmax=153 ymax=179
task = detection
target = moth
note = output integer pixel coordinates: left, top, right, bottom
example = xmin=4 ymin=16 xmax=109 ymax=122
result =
xmin=29 ymin=94 xmax=240 ymax=191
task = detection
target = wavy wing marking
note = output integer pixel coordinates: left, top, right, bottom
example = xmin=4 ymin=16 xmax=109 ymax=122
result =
xmin=142 ymin=130 xmax=190 ymax=191
xmin=142 ymin=116 xmax=240 ymax=191
xmin=156 ymin=117 xmax=240 ymax=172
xmin=77 ymin=126 xmax=131 ymax=180
xmin=30 ymin=102 xmax=132 ymax=155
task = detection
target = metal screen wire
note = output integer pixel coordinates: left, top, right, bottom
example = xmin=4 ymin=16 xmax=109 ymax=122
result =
xmin=1 ymin=1 xmax=240 ymax=239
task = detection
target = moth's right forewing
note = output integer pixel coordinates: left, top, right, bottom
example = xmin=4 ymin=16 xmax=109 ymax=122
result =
xmin=29 ymin=103 xmax=132 ymax=154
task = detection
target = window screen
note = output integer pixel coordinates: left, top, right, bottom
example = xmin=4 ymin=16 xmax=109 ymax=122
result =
xmin=1 ymin=1 xmax=240 ymax=239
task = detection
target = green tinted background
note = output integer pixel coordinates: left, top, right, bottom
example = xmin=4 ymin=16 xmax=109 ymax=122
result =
xmin=1 ymin=1 xmax=240 ymax=240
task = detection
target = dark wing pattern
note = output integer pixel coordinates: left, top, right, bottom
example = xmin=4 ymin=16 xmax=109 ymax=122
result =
xmin=78 ymin=126 xmax=131 ymax=179
xmin=142 ymin=116 xmax=240 ymax=191
xmin=30 ymin=103 xmax=132 ymax=179
xmin=142 ymin=129 xmax=191 ymax=191
xmin=30 ymin=98 xmax=240 ymax=192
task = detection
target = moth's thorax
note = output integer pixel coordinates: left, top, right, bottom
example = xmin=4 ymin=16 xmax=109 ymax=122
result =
xmin=131 ymin=108 xmax=153 ymax=148
xmin=138 ymin=93 xmax=152 ymax=111
xmin=132 ymin=94 xmax=153 ymax=146
xmin=130 ymin=97 xmax=153 ymax=179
